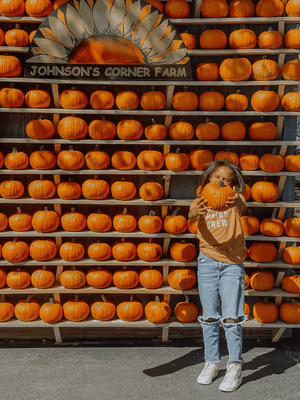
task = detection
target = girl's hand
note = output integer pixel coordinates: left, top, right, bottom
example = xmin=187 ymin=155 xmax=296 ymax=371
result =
xmin=189 ymin=197 xmax=210 ymax=221
xmin=226 ymin=187 xmax=246 ymax=213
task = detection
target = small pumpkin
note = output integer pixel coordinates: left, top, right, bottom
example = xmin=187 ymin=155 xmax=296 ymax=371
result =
xmin=57 ymin=179 xmax=82 ymax=200
xmin=251 ymin=90 xmax=279 ymax=111
xmin=111 ymin=180 xmax=136 ymax=200
xmin=258 ymin=27 xmax=283 ymax=49
xmin=59 ymin=240 xmax=85 ymax=261
xmin=91 ymin=295 xmax=116 ymax=321
xmin=225 ymin=91 xmax=248 ymax=111
xmin=60 ymin=207 xmax=87 ymax=232
xmin=259 ymin=153 xmax=284 ymax=172
xmin=144 ymin=119 xmax=167 ymax=140
xmin=200 ymin=29 xmax=227 ymax=49
xmin=282 ymin=246 xmax=300 ymax=265
xmin=201 ymin=180 xmax=234 ymax=211
xmin=112 ymin=239 xmax=137 ymax=261
xmin=5 ymin=25 xmax=28 ymax=47
xmin=57 ymin=146 xmax=85 ymax=171
xmin=251 ymin=59 xmax=279 ymax=81
xmin=82 ymin=176 xmax=110 ymax=200
xmin=168 ymin=268 xmax=197 ymax=290
xmin=0 ymin=296 xmax=14 ymax=321
xmin=139 ymin=267 xmax=163 ymax=289
xmin=189 ymin=149 xmax=214 ymax=170
xmin=201 ymin=0 xmax=228 ymax=17
xmin=221 ymin=120 xmax=246 ymax=141
xmin=113 ymin=207 xmax=137 ymax=233
xmin=250 ymin=181 xmax=279 ymax=203
xmin=286 ymin=0 xmax=300 ymax=15
xmin=59 ymin=88 xmax=88 ymax=109
xmin=250 ymin=270 xmax=275 ymax=290
xmin=0 ymin=86 xmax=24 ymax=108
xmin=281 ymin=273 xmax=300 ymax=293
xmin=285 ymin=26 xmax=300 ymax=48
xmin=137 ymin=241 xmax=163 ymax=262
xmin=248 ymin=243 xmax=277 ymax=263
xmin=0 ymin=0 xmax=25 ymax=17
xmin=219 ymin=58 xmax=252 ymax=81
xmin=25 ymin=0 xmax=53 ymax=16
xmin=199 ymin=91 xmax=225 ymax=111
xmin=169 ymin=242 xmax=197 ymax=262
xmin=28 ymin=176 xmax=56 ymax=199
xmin=25 ymin=88 xmax=51 ymax=108
xmin=240 ymin=214 xmax=260 ymax=235
xmin=260 ymin=218 xmax=284 ymax=237
xmin=87 ymin=241 xmax=112 ymax=261
xmin=138 ymin=211 xmax=162 ymax=234
xmin=60 ymin=266 xmax=86 ymax=289
xmin=253 ymin=298 xmax=278 ymax=322
xmin=58 ymin=116 xmax=88 ymax=140
xmin=117 ymin=295 xmax=143 ymax=321
xmin=214 ymin=150 xmax=239 ymax=166
xmin=164 ymin=207 xmax=187 ymax=234
xmin=90 ymin=90 xmax=114 ymax=110
xmin=117 ymin=119 xmax=143 ymax=140
xmin=228 ymin=0 xmax=255 ymax=17
xmin=113 ymin=266 xmax=139 ymax=289
xmin=195 ymin=62 xmax=220 ymax=81
xmin=29 ymin=239 xmax=57 ymax=261
xmin=141 ymin=90 xmax=166 ymax=110
xmin=31 ymin=266 xmax=55 ymax=289
xmin=228 ymin=28 xmax=257 ymax=49
xmin=87 ymin=210 xmax=112 ymax=232
xmin=15 ymin=295 xmax=40 ymax=321
xmin=174 ymin=295 xmax=198 ymax=322
xmin=0 ymin=179 xmax=24 ymax=199
xmin=29 ymin=146 xmax=56 ymax=170
xmin=6 ymin=267 xmax=30 ymax=288
xmin=180 ymin=31 xmax=196 ymax=50
xmin=85 ymin=145 xmax=110 ymax=170
xmin=145 ymin=296 xmax=171 ymax=323
xmin=111 ymin=150 xmax=136 ymax=170
xmin=282 ymin=92 xmax=300 ymax=112
xmin=239 ymin=154 xmax=260 ymax=171
xmin=139 ymin=181 xmax=163 ymax=201
xmin=248 ymin=121 xmax=277 ymax=141
xmin=137 ymin=150 xmax=164 ymax=171
xmin=284 ymin=217 xmax=300 ymax=237
xmin=63 ymin=295 xmax=90 ymax=321
xmin=8 ymin=207 xmax=32 ymax=231
xmin=164 ymin=0 xmax=190 ymax=18
xmin=0 ymin=55 xmax=22 ymax=77
xmin=285 ymin=155 xmax=300 ymax=172
xmin=169 ymin=121 xmax=194 ymax=140
xmin=5 ymin=147 xmax=28 ymax=170
xmin=255 ymin=0 xmax=284 ymax=16
xmin=165 ymin=148 xmax=189 ymax=171
xmin=2 ymin=241 xmax=29 ymax=263
xmin=195 ymin=119 xmax=220 ymax=140
xmin=26 ymin=118 xmax=55 ymax=139
xmin=279 ymin=299 xmax=300 ymax=324
xmin=40 ymin=298 xmax=63 ymax=323
xmin=87 ymin=268 xmax=113 ymax=289
xmin=116 ymin=91 xmax=139 ymax=110
xmin=88 ymin=119 xmax=117 ymax=140
xmin=0 ymin=212 xmax=8 ymax=231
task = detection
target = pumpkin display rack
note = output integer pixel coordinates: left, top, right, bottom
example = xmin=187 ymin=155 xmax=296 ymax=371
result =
xmin=0 ymin=0 xmax=300 ymax=343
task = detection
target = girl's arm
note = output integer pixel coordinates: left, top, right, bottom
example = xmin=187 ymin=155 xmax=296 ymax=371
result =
xmin=189 ymin=196 xmax=210 ymax=221
xmin=226 ymin=188 xmax=246 ymax=214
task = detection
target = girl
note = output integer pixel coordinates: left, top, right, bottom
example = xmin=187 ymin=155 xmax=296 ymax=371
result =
xmin=188 ymin=159 xmax=247 ymax=392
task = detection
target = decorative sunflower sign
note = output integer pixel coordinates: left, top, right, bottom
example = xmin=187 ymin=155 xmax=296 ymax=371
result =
xmin=25 ymin=0 xmax=192 ymax=80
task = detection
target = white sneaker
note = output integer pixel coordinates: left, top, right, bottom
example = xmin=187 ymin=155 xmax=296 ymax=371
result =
xmin=197 ymin=362 xmax=219 ymax=385
xmin=219 ymin=362 xmax=242 ymax=392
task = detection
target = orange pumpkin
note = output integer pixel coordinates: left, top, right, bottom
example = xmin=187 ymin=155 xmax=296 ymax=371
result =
xmin=40 ymin=298 xmax=63 ymax=323
xmin=0 ymin=179 xmax=24 ymax=198
xmin=15 ymin=296 xmax=40 ymax=321
xmin=285 ymin=27 xmax=300 ymax=48
xmin=82 ymin=177 xmax=110 ymax=200
xmin=180 ymin=32 xmax=196 ymax=50
xmin=29 ymin=146 xmax=56 ymax=170
xmin=248 ymin=243 xmax=277 ymax=263
xmin=260 ymin=218 xmax=284 ymax=237
xmin=228 ymin=29 xmax=257 ymax=49
xmin=169 ymin=242 xmax=197 ymax=262
xmin=250 ymin=181 xmax=279 ymax=203
xmin=111 ymin=150 xmax=136 ymax=170
xmin=169 ymin=121 xmax=194 ymax=140
xmin=0 ymin=55 xmax=22 ymax=77
xmin=202 ymin=180 xmax=235 ymax=211
xmin=87 ymin=268 xmax=113 ymax=289
xmin=58 ymin=116 xmax=88 ymax=140
xmin=0 ymin=86 xmax=24 ymax=108
xmin=138 ymin=211 xmax=162 ymax=234
xmin=172 ymin=90 xmax=198 ymax=111
xmin=145 ymin=296 xmax=171 ymax=323
xmin=219 ymin=58 xmax=252 ymax=81
xmin=59 ymin=240 xmax=85 ymax=261
xmin=251 ymin=59 xmax=279 ymax=81
xmin=6 ymin=268 xmax=30 ymax=289
xmin=168 ymin=268 xmax=197 ymax=290
xmin=201 ymin=0 xmax=229 ymax=17
xmin=61 ymin=208 xmax=87 ymax=232
xmin=63 ymin=296 xmax=90 ymax=321
xmin=0 ymin=212 xmax=8 ymax=231
xmin=32 ymin=207 xmax=59 ymax=233
xmin=91 ymin=295 xmax=116 ymax=321
xmin=228 ymin=0 xmax=255 ymax=17
xmin=165 ymin=148 xmax=189 ymax=171
xmin=137 ymin=150 xmax=164 ymax=171
xmin=164 ymin=0 xmax=190 ymax=18
xmin=282 ymin=60 xmax=300 ymax=80
xmin=113 ymin=208 xmax=137 ymax=233
xmin=286 ymin=0 xmax=300 ymax=15
xmin=5 ymin=147 xmax=28 ymax=170
xmin=88 ymin=242 xmax=112 ymax=261
xmin=189 ymin=149 xmax=214 ymax=170
xmin=25 ymin=0 xmax=52 ymax=16
xmin=164 ymin=207 xmax=187 ymax=234
xmin=200 ymin=29 xmax=227 ymax=49
xmin=59 ymin=89 xmax=88 ymax=109
xmin=144 ymin=119 xmax=167 ymax=140
xmin=225 ymin=92 xmax=248 ymax=111
xmin=87 ymin=210 xmax=112 ymax=232
xmin=282 ymin=246 xmax=300 ymax=265
xmin=31 ymin=266 xmax=55 ymax=289
xmin=255 ymin=0 xmax=284 ymax=16
xmin=57 ymin=146 xmax=85 ymax=171
xmin=240 ymin=214 xmax=260 ymax=235
xmin=145 ymin=0 xmax=164 ymax=11
xmin=2 ymin=241 xmax=29 ymax=263
xmin=90 ymin=90 xmax=114 ymax=110
xmin=26 ymin=118 xmax=55 ymax=139
xmin=248 ymin=121 xmax=277 ymax=141
xmin=195 ymin=120 xmax=220 ymax=140
xmin=281 ymin=274 xmax=300 ymax=293
xmin=250 ymin=270 xmax=275 ymax=290
xmin=57 ymin=179 xmax=81 ymax=200
xmin=245 ymin=272 xmax=250 ymax=289
xmin=279 ymin=300 xmax=300 ymax=324
xmin=239 ymin=154 xmax=260 ymax=171
xmin=113 ymin=267 xmax=139 ymax=289
xmin=28 ymin=177 xmax=56 ymax=199
xmin=195 ymin=62 xmax=219 ymax=81
xmin=174 ymin=296 xmax=198 ymax=322
xmin=9 ymin=207 xmax=32 ymax=231
xmin=214 ymin=150 xmax=239 ymax=166
xmin=0 ymin=0 xmax=25 ymax=16
xmin=111 ymin=180 xmax=136 ymax=200
xmin=25 ymin=88 xmax=51 ymax=108
xmin=88 ymin=119 xmax=117 ymax=140
xmin=85 ymin=147 xmax=110 ymax=170
xmin=221 ymin=120 xmax=246 ymax=141
xmin=258 ymin=27 xmax=283 ymax=49
xmin=60 ymin=266 xmax=86 ymax=289
xmin=253 ymin=298 xmax=278 ymax=322
xmin=282 ymin=92 xmax=300 ymax=112
xmin=251 ymin=90 xmax=279 ymax=111
xmin=199 ymin=91 xmax=225 ymax=111
xmin=137 ymin=241 xmax=163 ymax=262
xmin=259 ymin=153 xmax=284 ymax=172
xmin=285 ymin=155 xmax=300 ymax=172
xmin=5 ymin=27 xmax=28 ymax=47
xmin=139 ymin=267 xmax=163 ymax=289
xmin=116 ymin=91 xmax=139 ymax=110
xmin=139 ymin=181 xmax=164 ymax=201
xmin=112 ymin=239 xmax=137 ymax=261
xmin=284 ymin=217 xmax=300 ymax=237
xmin=29 ymin=239 xmax=57 ymax=261
xmin=117 ymin=295 xmax=143 ymax=321
xmin=141 ymin=90 xmax=166 ymax=110
xmin=0 ymin=298 xmax=14 ymax=321
xmin=117 ymin=119 xmax=143 ymax=140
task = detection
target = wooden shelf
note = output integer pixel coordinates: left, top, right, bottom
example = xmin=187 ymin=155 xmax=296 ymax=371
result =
xmin=245 ymin=288 xmax=299 ymax=297
xmin=0 ymin=168 xmax=297 ymax=176
xmin=0 ymin=139 xmax=298 ymax=146
xmin=0 ymin=258 xmax=299 ymax=269
xmin=0 ymin=229 xmax=299 ymax=243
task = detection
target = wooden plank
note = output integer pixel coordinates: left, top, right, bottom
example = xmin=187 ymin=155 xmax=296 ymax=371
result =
xmin=162 ymin=326 xmax=169 ymax=342
xmin=194 ymin=0 xmax=203 ymax=18
xmin=53 ymin=326 xmax=62 ymax=344
xmin=274 ymin=270 xmax=285 ymax=288
xmin=272 ymin=328 xmax=286 ymax=342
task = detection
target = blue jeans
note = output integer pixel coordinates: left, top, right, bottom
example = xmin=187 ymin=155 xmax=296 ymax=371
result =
xmin=197 ymin=252 xmax=246 ymax=365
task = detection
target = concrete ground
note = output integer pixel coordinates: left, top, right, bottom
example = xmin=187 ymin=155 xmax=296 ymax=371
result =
xmin=0 ymin=335 xmax=299 ymax=400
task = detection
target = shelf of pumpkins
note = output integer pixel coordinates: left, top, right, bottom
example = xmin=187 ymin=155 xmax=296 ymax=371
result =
xmin=1 ymin=0 xmax=300 ymax=342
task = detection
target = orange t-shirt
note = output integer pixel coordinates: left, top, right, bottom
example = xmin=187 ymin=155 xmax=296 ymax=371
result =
xmin=190 ymin=196 xmax=247 ymax=265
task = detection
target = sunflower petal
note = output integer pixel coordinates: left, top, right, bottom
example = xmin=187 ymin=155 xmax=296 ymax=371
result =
xmin=147 ymin=30 xmax=176 ymax=57
xmin=93 ymin=0 xmax=110 ymax=34
xmin=34 ymin=38 xmax=69 ymax=58
xmin=66 ymin=4 xmax=87 ymax=40
xmin=123 ymin=1 xmax=141 ymax=36
xmin=79 ymin=0 xmax=94 ymax=36
xmin=48 ymin=15 xmax=74 ymax=48
xmin=26 ymin=55 xmax=66 ymax=64
xmin=141 ymin=18 xmax=168 ymax=51
xmin=110 ymin=0 xmax=126 ymax=33
xmin=134 ymin=10 xmax=158 ymax=43
xmin=151 ymin=49 xmax=187 ymax=65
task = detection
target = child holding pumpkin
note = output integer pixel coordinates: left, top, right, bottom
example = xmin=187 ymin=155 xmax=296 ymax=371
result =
xmin=188 ymin=159 xmax=247 ymax=392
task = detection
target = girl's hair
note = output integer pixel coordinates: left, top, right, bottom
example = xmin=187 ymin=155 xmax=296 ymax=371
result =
xmin=199 ymin=159 xmax=245 ymax=194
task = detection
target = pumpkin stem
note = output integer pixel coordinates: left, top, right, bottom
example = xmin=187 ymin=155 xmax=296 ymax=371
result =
xmin=172 ymin=207 xmax=181 ymax=216
xmin=25 ymin=294 xmax=36 ymax=303
xmin=151 ymin=85 xmax=155 ymax=91
xmin=42 ymin=265 xmax=47 ymax=270
xmin=290 ymin=299 xmax=296 ymax=305
xmin=129 ymin=295 xmax=134 ymax=302
xmin=123 ymin=266 xmax=127 ymax=271
xmin=13 ymin=238 xmax=18 ymax=243
xmin=101 ymin=115 xmax=105 ymax=121
xmin=71 ymin=238 xmax=76 ymax=243
xmin=71 ymin=265 xmax=77 ymax=271
xmin=217 ymin=180 xmax=226 ymax=188
xmin=122 ymin=207 xmax=128 ymax=215
xmin=151 ymin=118 xmax=156 ymax=125
xmin=69 ymin=145 xmax=74 ymax=152
xmin=44 ymin=206 xmax=49 ymax=211
xmin=49 ymin=298 xmax=55 ymax=305
xmin=101 ymin=294 xmax=107 ymax=303
xmin=97 ymin=266 xmax=101 ymax=271
xmin=74 ymin=294 xmax=79 ymax=302
xmin=95 ymin=144 xmax=99 ymax=151
xmin=40 ymin=174 xmax=44 ymax=180
xmin=38 ymin=115 xmax=43 ymax=121
xmin=9 ymin=83 xmax=14 ymax=88
xmin=96 ymin=209 xmax=102 ymax=214
xmin=68 ymin=177 xmax=73 ymax=182
xmin=121 ymin=237 xmax=125 ymax=243
xmin=0 ymin=294 xmax=5 ymax=303
xmin=12 ymin=147 xmax=17 ymax=153
xmin=175 ymin=148 xmax=181 ymax=154
xmin=205 ymin=117 xmax=209 ymax=123
xmin=39 ymin=145 xmax=44 ymax=151
xmin=149 ymin=210 xmax=156 ymax=216
xmin=155 ymin=295 xmax=160 ymax=303
xmin=240 ymin=23 xmax=245 ymax=29
xmin=16 ymin=267 xmax=21 ymax=272
xmin=184 ymin=295 xmax=190 ymax=304
xmin=15 ymin=23 xmax=20 ymax=29
xmin=263 ymin=297 xmax=269 ymax=304
xmin=71 ymin=207 xmax=76 ymax=213
xmin=94 ymin=175 xmax=98 ymax=180
xmin=183 ymin=86 xmax=188 ymax=92
xmin=16 ymin=207 xmax=22 ymax=214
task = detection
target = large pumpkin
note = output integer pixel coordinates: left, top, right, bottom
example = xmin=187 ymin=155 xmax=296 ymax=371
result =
xmin=139 ymin=267 xmax=163 ymax=289
xmin=165 ymin=148 xmax=189 ymax=171
xmin=250 ymin=181 xmax=279 ymax=203
xmin=248 ymin=243 xmax=277 ymax=263
xmin=4 ymin=147 xmax=28 ymax=170
xmin=60 ymin=266 xmax=86 ymax=289
xmin=29 ymin=239 xmax=57 ymax=261
xmin=255 ymin=0 xmax=284 ymax=16
xmin=169 ymin=242 xmax=197 ymax=262
xmin=113 ymin=208 xmax=137 ymax=233
xmin=31 ymin=266 xmax=55 ymax=289
xmin=138 ymin=211 xmax=162 ymax=234
xmin=169 ymin=121 xmax=194 ymax=140
xmin=59 ymin=89 xmax=88 ymax=109
xmin=88 ymin=119 xmax=116 ymax=140
xmin=25 ymin=0 xmax=52 ymax=16
xmin=87 ymin=210 xmax=112 ymax=232
xmin=259 ymin=153 xmax=284 ymax=172
xmin=279 ymin=300 xmax=300 ymax=324
xmin=137 ymin=241 xmax=163 ymax=262
xmin=25 ymin=88 xmax=51 ymax=108
xmin=2 ymin=241 xmax=29 ymax=263
xmin=141 ymin=90 xmax=166 ymax=110
xmin=86 ymin=268 xmax=113 ymax=289
xmin=139 ymin=182 xmax=164 ymax=201
xmin=117 ymin=119 xmax=143 ymax=140
xmin=111 ymin=180 xmax=136 ymax=200
xmin=200 ymin=29 xmax=227 ymax=49
xmin=29 ymin=146 xmax=56 ymax=170
xmin=251 ymin=59 xmax=279 ymax=81
xmin=189 ymin=149 xmax=214 ymax=170
xmin=248 ymin=121 xmax=277 ymax=141
xmin=199 ymin=91 xmax=225 ymax=111
xmin=284 ymin=217 xmax=300 ymax=237
xmin=164 ymin=207 xmax=187 ymax=234
xmin=60 ymin=208 xmax=87 ymax=232
xmin=286 ymin=0 xmax=300 ymax=15
xmin=87 ymin=241 xmax=112 ymax=261
xmin=0 ymin=0 xmax=25 ymax=17
xmin=201 ymin=0 xmax=228 ymax=17
xmin=63 ymin=296 xmax=90 ymax=321
xmin=9 ymin=207 xmax=32 ymax=231
xmin=174 ymin=296 xmax=198 ymax=322
xmin=58 ymin=116 xmax=88 ymax=140
xmin=137 ymin=150 xmax=164 ymax=171
xmin=28 ymin=176 xmax=56 ymax=199
xmin=0 ymin=179 xmax=24 ymax=198
xmin=251 ymin=90 xmax=279 ymax=111
xmin=228 ymin=29 xmax=257 ymax=49
xmin=240 ymin=214 xmax=260 ymax=235
xmin=57 ymin=146 xmax=85 ymax=171
xmin=113 ymin=267 xmax=139 ymax=289
xmin=6 ymin=267 xmax=30 ymax=288
xmin=32 ymin=207 xmax=60 ymax=233
xmin=219 ymin=58 xmax=252 ymax=81
xmin=281 ymin=274 xmax=300 ymax=294
xmin=250 ymin=270 xmax=275 ymax=290
xmin=90 ymin=90 xmax=114 ymax=110
xmin=228 ymin=0 xmax=254 ymax=17
xmin=145 ymin=296 xmax=171 ymax=323
xmin=59 ymin=240 xmax=85 ymax=261
xmin=168 ymin=268 xmax=197 ymax=290
xmin=253 ymin=298 xmax=278 ymax=322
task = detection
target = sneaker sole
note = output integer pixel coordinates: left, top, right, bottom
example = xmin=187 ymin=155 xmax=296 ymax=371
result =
xmin=197 ymin=371 xmax=219 ymax=385
xmin=219 ymin=376 xmax=242 ymax=392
